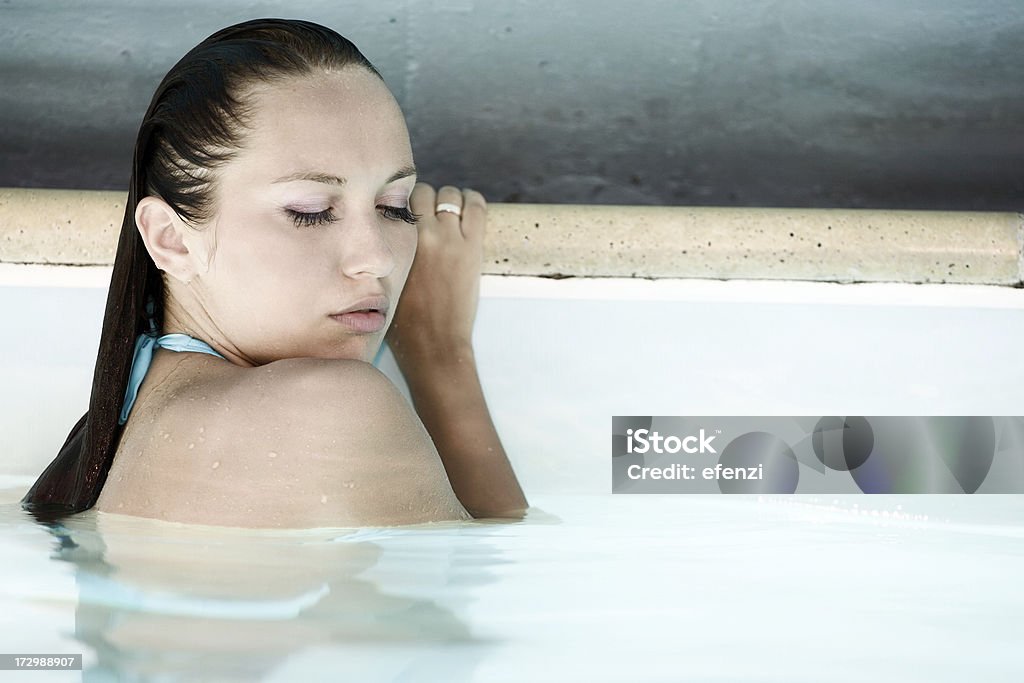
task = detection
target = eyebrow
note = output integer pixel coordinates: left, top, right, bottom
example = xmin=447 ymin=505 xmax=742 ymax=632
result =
xmin=271 ymin=164 xmax=418 ymax=186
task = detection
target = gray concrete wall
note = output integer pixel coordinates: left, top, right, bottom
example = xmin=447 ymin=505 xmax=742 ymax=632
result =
xmin=1 ymin=0 xmax=1022 ymax=210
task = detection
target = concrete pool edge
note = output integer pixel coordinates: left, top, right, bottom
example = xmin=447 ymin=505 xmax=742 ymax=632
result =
xmin=1 ymin=187 xmax=1022 ymax=285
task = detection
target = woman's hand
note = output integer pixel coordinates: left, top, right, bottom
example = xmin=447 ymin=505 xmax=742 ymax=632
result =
xmin=386 ymin=183 xmax=486 ymax=368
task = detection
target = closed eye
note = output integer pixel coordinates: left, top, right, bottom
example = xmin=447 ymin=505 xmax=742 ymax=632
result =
xmin=286 ymin=208 xmax=336 ymax=228
xmin=380 ymin=205 xmax=421 ymax=225
xmin=286 ymin=206 xmax=421 ymax=228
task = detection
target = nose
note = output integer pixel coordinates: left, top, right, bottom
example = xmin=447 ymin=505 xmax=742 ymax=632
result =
xmin=337 ymin=209 xmax=396 ymax=279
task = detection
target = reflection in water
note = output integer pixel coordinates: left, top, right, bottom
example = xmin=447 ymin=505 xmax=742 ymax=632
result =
xmin=4 ymin=488 xmax=1023 ymax=681
xmin=36 ymin=510 xmax=507 ymax=681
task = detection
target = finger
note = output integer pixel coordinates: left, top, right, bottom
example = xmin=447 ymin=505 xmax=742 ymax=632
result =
xmin=461 ymin=188 xmax=487 ymax=246
xmin=410 ymin=182 xmax=437 ymax=223
xmin=434 ymin=185 xmax=465 ymax=235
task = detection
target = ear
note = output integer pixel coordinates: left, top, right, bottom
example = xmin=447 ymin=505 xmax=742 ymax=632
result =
xmin=135 ymin=196 xmax=197 ymax=284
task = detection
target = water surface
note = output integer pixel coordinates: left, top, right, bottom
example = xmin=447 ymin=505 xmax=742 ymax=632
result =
xmin=2 ymin=482 xmax=1021 ymax=682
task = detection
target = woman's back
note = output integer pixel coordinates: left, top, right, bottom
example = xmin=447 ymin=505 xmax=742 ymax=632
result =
xmin=97 ymin=350 xmax=472 ymax=528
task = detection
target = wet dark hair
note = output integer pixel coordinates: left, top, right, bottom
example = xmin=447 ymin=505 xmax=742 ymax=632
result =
xmin=22 ymin=18 xmax=384 ymax=520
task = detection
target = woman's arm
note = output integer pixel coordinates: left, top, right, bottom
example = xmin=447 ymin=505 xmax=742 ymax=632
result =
xmin=398 ymin=340 xmax=527 ymax=518
xmin=385 ymin=183 xmax=528 ymax=518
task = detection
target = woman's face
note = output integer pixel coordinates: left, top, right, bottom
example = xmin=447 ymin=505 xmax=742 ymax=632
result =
xmin=185 ymin=67 xmax=418 ymax=365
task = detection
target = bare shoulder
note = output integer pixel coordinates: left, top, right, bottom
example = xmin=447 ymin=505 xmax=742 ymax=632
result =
xmin=256 ymin=357 xmax=424 ymax=435
xmin=98 ymin=357 xmax=471 ymax=528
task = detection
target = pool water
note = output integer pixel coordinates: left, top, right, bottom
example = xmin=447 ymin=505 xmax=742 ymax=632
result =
xmin=2 ymin=481 xmax=1021 ymax=682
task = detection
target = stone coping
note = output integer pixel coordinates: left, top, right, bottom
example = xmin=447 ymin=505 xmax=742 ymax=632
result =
xmin=1 ymin=187 xmax=1021 ymax=285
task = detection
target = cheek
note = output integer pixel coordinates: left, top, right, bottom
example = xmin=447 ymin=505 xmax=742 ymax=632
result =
xmin=207 ymin=225 xmax=309 ymax=305
xmin=218 ymin=217 xmax=310 ymax=274
xmin=391 ymin=226 xmax=418 ymax=278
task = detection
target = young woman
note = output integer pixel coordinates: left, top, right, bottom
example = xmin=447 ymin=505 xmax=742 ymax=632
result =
xmin=22 ymin=18 xmax=527 ymax=528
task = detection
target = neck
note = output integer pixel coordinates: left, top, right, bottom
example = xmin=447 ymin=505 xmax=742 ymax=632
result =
xmin=161 ymin=282 xmax=253 ymax=367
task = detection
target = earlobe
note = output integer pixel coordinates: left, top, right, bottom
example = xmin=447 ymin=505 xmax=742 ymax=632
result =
xmin=135 ymin=196 xmax=194 ymax=283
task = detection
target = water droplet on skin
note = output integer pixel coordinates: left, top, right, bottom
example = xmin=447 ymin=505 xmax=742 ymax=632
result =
xmin=321 ymin=494 xmax=328 ymax=504
xmin=267 ymin=451 xmax=278 ymax=458
xmin=211 ymin=461 xmax=220 ymax=469
xmin=188 ymin=443 xmax=195 ymax=449
xmin=343 ymin=481 xmax=355 ymax=489
xmin=199 ymin=426 xmax=205 ymax=434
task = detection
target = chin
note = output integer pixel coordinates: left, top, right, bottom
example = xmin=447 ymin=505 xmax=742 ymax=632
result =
xmin=325 ymin=339 xmax=380 ymax=364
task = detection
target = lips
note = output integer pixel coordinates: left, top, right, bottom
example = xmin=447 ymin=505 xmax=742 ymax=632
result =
xmin=332 ymin=294 xmax=389 ymax=316
xmin=329 ymin=294 xmax=390 ymax=334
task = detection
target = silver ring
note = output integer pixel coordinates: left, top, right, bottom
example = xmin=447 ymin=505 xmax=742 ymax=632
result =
xmin=435 ymin=202 xmax=462 ymax=217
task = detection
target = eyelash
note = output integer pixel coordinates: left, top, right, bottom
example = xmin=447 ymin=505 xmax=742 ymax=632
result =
xmin=285 ymin=205 xmax=421 ymax=228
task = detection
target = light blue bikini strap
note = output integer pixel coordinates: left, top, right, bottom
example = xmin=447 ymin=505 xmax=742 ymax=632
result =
xmin=118 ymin=332 xmax=226 ymax=426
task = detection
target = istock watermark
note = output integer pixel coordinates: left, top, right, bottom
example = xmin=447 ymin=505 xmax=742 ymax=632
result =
xmin=612 ymin=416 xmax=1024 ymax=494
xmin=625 ymin=428 xmax=718 ymax=454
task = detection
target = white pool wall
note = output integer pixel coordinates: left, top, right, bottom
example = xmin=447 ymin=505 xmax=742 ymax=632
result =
xmin=2 ymin=264 xmax=1023 ymax=496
